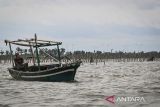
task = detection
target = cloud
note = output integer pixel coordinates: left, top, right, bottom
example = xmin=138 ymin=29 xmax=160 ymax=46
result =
xmin=0 ymin=0 xmax=160 ymax=51
xmin=0 ymin=0 xmax=160 ymax=28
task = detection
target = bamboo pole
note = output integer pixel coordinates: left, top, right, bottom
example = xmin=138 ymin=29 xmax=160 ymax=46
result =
xmin=9 ymin=43 xmax=14 ymax=67
xmin=29 ymin=42 xmax=35 ymax=65
xmin=35 ymin=34 xmax=40 ymax=70
xmin=57 ymin=44 xmax=61 ymax=65
xmin=38 ymin=48 xmax=59 ymax=62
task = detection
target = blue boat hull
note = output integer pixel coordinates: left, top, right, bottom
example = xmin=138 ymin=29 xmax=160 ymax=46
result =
xmin=8 ymin=62 xmax=81 ymax=82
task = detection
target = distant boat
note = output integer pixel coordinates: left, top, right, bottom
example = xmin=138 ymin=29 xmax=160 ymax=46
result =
xmin=147 ymin=56 xmax=155 ymax=61
xmin=5 ymin=34 xmax=81 ymax=82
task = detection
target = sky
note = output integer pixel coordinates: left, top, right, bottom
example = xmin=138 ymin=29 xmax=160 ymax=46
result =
xmin=0 ymin=0 xmax=160 ymax=52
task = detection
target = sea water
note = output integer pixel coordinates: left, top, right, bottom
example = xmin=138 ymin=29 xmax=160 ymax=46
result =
xmin=0 ymin=62 xmax=160 ymax=107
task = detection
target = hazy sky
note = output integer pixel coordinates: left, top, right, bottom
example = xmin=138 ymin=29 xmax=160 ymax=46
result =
xmin=0 ymin=0 xmax=160 ymax=52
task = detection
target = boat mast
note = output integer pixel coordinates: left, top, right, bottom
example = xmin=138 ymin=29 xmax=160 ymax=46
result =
xmin=57 ymin=44 xmax=61 ymax=65
xmin=9 ymin=42 xmax=14 ymax=67
xmin=29 ymin=42 xmax=35 ymax=65
xmin=34 ymin=34 xmax=40 ymax=70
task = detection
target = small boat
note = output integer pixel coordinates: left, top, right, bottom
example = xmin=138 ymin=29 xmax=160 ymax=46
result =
xmin=5 ymin=34 xmax=81 ymax=82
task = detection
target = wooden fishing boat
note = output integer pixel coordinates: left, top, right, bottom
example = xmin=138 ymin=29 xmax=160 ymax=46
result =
xmin=5 ymin=34 xmax=81 ymax=82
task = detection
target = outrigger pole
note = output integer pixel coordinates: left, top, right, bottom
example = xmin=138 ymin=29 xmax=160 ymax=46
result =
xmin=34 ymin=34 xmax=40 ymax=70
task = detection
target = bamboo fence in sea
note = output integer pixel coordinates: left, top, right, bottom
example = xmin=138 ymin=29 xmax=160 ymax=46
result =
xmin=0 ymin=51 xmax=160 ymax=65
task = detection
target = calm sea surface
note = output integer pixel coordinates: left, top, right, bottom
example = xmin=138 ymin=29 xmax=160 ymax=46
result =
xmin=0 ymin=62 xmax=160 ymax=107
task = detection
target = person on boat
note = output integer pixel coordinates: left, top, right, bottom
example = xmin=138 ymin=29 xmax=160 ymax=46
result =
xmin=14 ymin=53 xmax=28 ymax=70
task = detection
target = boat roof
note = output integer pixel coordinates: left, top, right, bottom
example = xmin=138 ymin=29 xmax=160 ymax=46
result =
xmin=5 ymin=38 xmax=62 ymax=47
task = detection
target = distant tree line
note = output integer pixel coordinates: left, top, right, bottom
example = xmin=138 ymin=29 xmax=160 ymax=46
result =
xmin=65 ymin=50 xmax=160 ymax=62
xmin=0 ymin=47 xmax=160 ymax=63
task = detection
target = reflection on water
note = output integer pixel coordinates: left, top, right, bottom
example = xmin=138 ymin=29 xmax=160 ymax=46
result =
xmin=0 ymin=62 xmax=160 ymax=107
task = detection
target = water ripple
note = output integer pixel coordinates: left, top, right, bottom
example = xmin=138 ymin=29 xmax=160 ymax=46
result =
xmin=0 ymin=62 xmax=160 ymax=107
